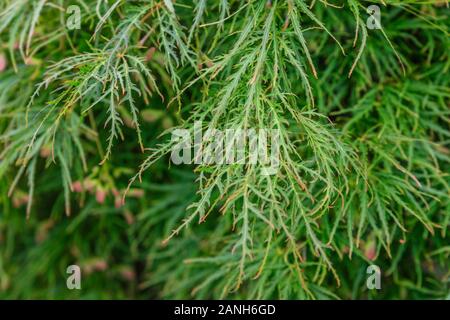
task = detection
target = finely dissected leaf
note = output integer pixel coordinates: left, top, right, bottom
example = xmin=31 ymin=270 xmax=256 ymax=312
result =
xmin=0 ymin=0 xmax=448 ymax=300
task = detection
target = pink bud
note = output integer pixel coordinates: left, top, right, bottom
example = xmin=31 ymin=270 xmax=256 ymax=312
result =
xmin=123 ymin=210 xmax=134 ymax=225
xmin=0 ymin=54 xmax=7 ymax=72
xmin=129 ymin=188 xmax=144 ymax=198
xmin=71 ymin=181 xmax=83 ymax=193
xmin=120 ymin=267 xmax=135 ymax=281
xmin=111 ymin=188 xmax=120 ymax=197
xmin=364 ymin=242 xmax=376 ymax=261
xmin=114 ymin=196 xmax=123 ymax=209
xmin=94 ymin=260 xmax=108 ymax=271
xmin=39 ymin=145 xmax=52 ymax=158
xmin=83 ymin=179 xmax=95 ymax=192
xmin=145 ymin=47 xmax=156 ymax=62
xmin=95 ymin=189 xmax=106 ymax=204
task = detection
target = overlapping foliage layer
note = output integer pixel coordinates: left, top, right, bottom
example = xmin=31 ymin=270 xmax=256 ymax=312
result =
xmin=0 ymin=0 xmax=448 ymax=299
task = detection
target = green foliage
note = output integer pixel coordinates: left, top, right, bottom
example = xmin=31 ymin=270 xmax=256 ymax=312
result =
xmin=0 ymin=0 xmax=448 ymax=299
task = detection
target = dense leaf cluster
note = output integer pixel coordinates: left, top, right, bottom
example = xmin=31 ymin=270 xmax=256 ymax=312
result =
xmin=0 ymin=0 xmax=448 ymax=299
